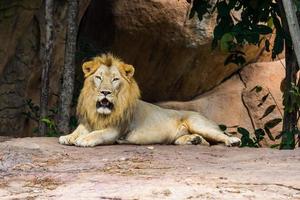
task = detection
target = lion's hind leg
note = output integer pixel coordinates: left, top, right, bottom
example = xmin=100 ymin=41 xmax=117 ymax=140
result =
xmin=185 ymin=114 xmax=241 ymax=147
xmin=174 ymin=134 xmax=210 ymax=146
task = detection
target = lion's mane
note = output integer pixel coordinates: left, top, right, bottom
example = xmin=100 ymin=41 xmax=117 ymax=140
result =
xmin=76 ymin=54 xmax=140 ymax=131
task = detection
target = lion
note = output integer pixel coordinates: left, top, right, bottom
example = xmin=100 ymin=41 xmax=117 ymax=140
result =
xmin=59 ymin=54 xmax=241 ymax=147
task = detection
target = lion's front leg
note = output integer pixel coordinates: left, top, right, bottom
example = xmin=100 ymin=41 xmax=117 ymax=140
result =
xmin=74 ymin=128 xmax=119 ymax=147
xmin=59 ymin=124 xmax=89 ymax=145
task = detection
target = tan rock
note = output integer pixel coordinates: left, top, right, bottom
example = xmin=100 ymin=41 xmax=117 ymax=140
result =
xmin=159 ymin=75 xmax=253 ymax=132
xmin=241 ymin=60 xmax=285 ymax=146
xmin=0 ymin=0 xmax=283 ymax=136
xmin=159 ymin=60 xmax=285 ymax=146
xmin=79 ymin=0 xmax=270 ymax=101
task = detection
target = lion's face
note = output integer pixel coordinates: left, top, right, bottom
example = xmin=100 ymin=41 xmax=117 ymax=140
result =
xmin=92 ymin=65 xmax=122 ymax=115
xmin=77 ymin=54 xmax=140 ymax=129
xmin=81 ymin=54 xmax=137 ymax=117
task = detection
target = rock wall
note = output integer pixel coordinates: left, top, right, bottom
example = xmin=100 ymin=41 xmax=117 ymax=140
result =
xmin=0 ymin=0 xmax=282 ymax=137
xmin=159 ymin=60 xmax=285 ymax=146
xmin=0 ymin=0 xmax=90 ymax=136
xmin=79 ymin=0 xmax=274 ymax=102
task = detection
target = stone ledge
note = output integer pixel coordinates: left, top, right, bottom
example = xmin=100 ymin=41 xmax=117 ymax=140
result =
xmin=0 ymin=137 xmax=299 ymax=199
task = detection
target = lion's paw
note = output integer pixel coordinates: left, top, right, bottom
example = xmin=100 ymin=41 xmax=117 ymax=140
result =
xmin=74 ymin=135 xmax=99 ymax=147
xmin=175 ymin=134 xmax=209 ymax=146
xmin=59 ymin=135 xmax=76 ymax=145
xmin=225 ymin=137 xmax=241 ymax=147
xmin=189 ymin=135 xmax=202 ymax=145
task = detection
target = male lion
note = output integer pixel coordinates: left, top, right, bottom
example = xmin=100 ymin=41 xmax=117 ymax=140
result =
xmin=59 ymin=54 xmax=241 ymax=147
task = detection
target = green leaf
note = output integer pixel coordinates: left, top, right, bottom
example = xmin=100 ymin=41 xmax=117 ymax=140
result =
xmin=270 ymin=144 xmax=280 ymax=149
xmin=254 ymin=128 xmax=265 ymax=145
xmin=251 ymin=85 xmax=263 ymax=93
xmin=254 ymin=25 xmax=273 ymax=35
xmin=258 ymin=93 xmax=270 ymax=107
xmin=214 ymin=23 xmax=225 ymax=40
xmin=190 ymin=0 xmax=211 ymax=21
xmin=264 ymin=118 xmax=282 ymax=129
xmin=238 ymin=126 xmax=258 ymax=148
xmin=245 ymin=32 xmax=260 ymax=44
xmin=217 ymin=1 xmax=230 ymax=17
xmin=259 ymin=105 xmax=276 ymax=120
xmin=219 ymin=124 xmax=227 ymax=131
xmin=267 ymin=17 xmax=274 ymax=28
xmin=220 ymin=33 xmax=234 ymax=52
xmin=228 ymin=0 xmax=237 ymax=9
xmin=264 ymin=127 xmax=276 ymax=141
xmin=272 ymin=31 xmax=284 ymax=59
xmin=234 ymin=1 xmax=242 ymax=11
xmin=41 ymin=118 xmax=51 ymax=125
xmin=255 ymin=128 xmax=265 ymax=137
xmin=272 ymin=16 xmax=284 ymax=59
xmin=237 ymin=127 xmax=250 ymax=136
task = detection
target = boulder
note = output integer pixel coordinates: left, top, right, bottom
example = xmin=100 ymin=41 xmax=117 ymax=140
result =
xmin=159 ymin=60 xmax=285 ymax=146
xmin=241 ymin=61 xmax=285 ymax=146
xmin=78 ymin=0 xmax=273 ymax=102
xmin=0 ymin=0 xmax=282 ymax=136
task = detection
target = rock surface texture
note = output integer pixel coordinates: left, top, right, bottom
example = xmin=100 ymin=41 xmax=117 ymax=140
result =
xmin=0 ymin=137 xmax=300 ymax=200
xmin=79 ymin=0 xmax=274 ymax=102
xmin=0 ymin=0 xmax=282 ymax=137
xmin=159 ymin=60 xmax=285 ymax=145
xmin=0 ymin=0 xmax=90 ymax=136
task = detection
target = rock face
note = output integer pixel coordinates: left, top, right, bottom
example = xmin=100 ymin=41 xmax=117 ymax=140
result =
xmin=0 ymin=0 xmax=281 ymax=137
xmin=0 ymin=0 xmax=42 ymax=136
xmin=79 ymin=0 xmax=272 ymax=102
xmin=241 ymin=61 xmax=284 ymax=146
xmin=0 ymin=0 xmax=90 ymax=136
xmin=1 ymin=137 xmax=300 ymax=199
xmin=159 ymin=60 xmax=285 ymax=146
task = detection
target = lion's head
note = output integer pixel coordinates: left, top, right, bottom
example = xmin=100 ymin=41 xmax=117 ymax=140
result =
xmin=76 ymin=54 xmax=140 ymax=130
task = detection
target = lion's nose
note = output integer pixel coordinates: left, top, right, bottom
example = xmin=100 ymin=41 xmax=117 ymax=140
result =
xmin=101 ymin=90 xmax=111 ymax=96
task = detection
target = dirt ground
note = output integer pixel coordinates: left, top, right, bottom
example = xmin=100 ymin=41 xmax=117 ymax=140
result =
xmin=0 ymin=137 xmax=300 ymax=200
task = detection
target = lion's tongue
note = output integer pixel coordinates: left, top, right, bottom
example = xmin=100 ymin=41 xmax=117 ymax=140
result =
xmin=101 ymin=99 xmax=109 ymax=106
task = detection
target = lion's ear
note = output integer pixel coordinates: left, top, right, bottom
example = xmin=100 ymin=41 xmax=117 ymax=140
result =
xmin=123 ymin=64 xmax=135 ymax=78
xmin=82 ymin=61 xmax=98 ymax=78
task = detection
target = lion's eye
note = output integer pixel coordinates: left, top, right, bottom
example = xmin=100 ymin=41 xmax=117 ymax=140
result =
xmin=95 ymin=76 xmax=102 ymax=80
xmin=112 ymin=78 xmax=119 ymax=82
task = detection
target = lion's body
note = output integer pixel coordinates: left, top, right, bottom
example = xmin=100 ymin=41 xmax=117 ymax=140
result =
xmin=123 ymin=100 xmax=184 ymax=144
xmin=59 ymin=54 xmax=240 ymax=147
xmin=120 ymin=100 xmax=220 ymax=145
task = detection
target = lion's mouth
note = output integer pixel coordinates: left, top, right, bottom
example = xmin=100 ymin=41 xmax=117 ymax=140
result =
xmin=96 ymin=98 xmax=114 ymax=110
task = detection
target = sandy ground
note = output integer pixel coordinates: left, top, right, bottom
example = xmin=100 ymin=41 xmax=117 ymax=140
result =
xmin=0 ymin=137 xmax=300 ymax=200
